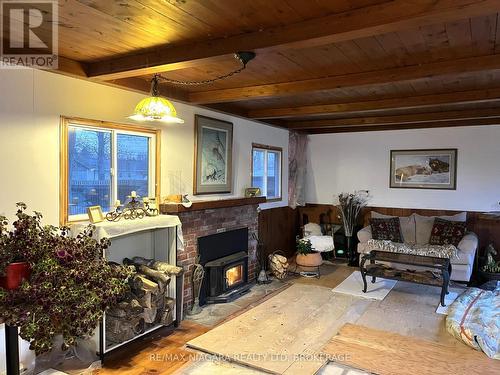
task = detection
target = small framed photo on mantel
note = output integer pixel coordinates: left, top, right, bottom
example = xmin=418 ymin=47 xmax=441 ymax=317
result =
xmin=87 ymin=205 xmax=104 ymax=223
xmin=194 ymin=115 xmax=233 ymax=195
xmin=390 ymin=149 xmax=457 ymax=190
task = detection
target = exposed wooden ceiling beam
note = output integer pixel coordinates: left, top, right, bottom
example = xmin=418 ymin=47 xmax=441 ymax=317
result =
xmin=46 ymin=57 xmax=188 ymax=102
xmin=86 ymin=0 xmax=500 ymax=80
xmin=286 ymin=108 xmax=500 ymax=129
xmin=189 ymin=54 xmax=500 ymax=104
xmin=248 ymin=87 xmax=500 ymax=119
xmin=307 ymin=118 xmax=500 ymax=134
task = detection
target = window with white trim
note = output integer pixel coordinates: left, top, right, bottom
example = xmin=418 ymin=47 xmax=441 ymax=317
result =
xmin=61 ymin=118 xmax=159 ymax=223
xmin=252 ymin=144 xmax=282 ymax=200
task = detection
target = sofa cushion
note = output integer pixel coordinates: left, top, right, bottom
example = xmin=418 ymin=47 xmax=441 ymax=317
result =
xmin=371 ymin=211 xmax=416 ymax=243
xmin=414 ymin=212 xmax=467 ymax=245
xmin=429 ymin=218 xmax=467 ymax=247
xmin=370 ymin=217 xmax=403 ymax=243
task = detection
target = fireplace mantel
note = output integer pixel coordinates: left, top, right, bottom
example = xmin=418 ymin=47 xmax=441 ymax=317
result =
xmin=160 ymin=196 xmax=266 ymax=214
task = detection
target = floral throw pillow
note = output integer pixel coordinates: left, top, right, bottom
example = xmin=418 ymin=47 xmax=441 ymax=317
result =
xmin=370 ymin=217 xmax=403 ymax=243
xmin=429 ymin=218 xmax=467 ymax=246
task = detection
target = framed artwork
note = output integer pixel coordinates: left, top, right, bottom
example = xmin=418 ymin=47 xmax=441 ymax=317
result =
xmin=87 ymin=205 xmax=104 ymax=223
xmin=194 ymin=115 xmax=233 ymax=194
xmin=390 ymin=149 xmax=457 ymax=190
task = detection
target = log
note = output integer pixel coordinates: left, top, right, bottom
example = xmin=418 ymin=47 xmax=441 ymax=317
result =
xmin=106 ymin=315 xmax=145 ymax=344
xmin=136 ymin=275 xmax=159 ymax=294
xmin=129 ymin=275 xmax=146 ymax=298
xmin=157 ymin=297 xmax=175 ymax=326
xmin=137 ymin=291 xmax=152 ymax=309
xmin=152 ymin=261 xmax=183 ymax=276
xmin=138 ymin=265 xmax=170 ymax=286
xmin=143 ymin=304 xmax=158 ymax=324
xmin=128 ymin=257 xmax=183 ymax=276
xmin=107 ymin=299 xmax=143 ymax=318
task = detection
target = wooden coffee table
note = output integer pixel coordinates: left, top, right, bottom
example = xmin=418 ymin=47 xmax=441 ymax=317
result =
xmin=360 ymin=250 xmax=452 ymax=306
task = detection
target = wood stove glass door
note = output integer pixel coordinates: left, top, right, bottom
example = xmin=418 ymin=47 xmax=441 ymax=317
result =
xmin=225 ymin=263 xmax=244 ymax=289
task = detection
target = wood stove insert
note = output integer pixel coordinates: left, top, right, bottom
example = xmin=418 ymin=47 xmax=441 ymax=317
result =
xmin=198 ymin=227 xmax=252 ymax=304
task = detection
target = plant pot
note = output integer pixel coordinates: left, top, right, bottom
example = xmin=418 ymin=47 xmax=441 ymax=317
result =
xmin=0 ymin=262 xmax=31 ymax=290
xmin=296 ymin=252 xmax=323 ymax=267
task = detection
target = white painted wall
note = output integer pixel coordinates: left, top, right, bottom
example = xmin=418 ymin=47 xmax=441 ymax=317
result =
xmin=0 ymin=68 xmax=289 ymax=225
xmin=306 ymin=126 xmax=500 ymax=211
xmin=0 ymin=68 xmax=289 ymax=373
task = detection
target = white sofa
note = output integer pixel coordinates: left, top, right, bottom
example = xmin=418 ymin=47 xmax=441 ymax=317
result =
xmin=357 ymin=211 xmax=478 ymax=282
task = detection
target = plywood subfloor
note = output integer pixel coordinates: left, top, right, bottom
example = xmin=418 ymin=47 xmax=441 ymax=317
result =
xmin=323 ymin=324 xmax=500 ymax=375
xmin=186 ymin=283 xmax=371 ymax=374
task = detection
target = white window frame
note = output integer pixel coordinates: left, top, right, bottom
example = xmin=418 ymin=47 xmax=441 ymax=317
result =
xmin=251 ymin=143 xmax=282 ymax=201
xmin=60 ymin=117 xmax=160 ymax=225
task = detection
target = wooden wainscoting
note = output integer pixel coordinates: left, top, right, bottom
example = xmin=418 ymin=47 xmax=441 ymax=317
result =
xmin=298 ymin=204 xmax=500 ymax=260
xmin=259 ymin=206 xmax=299 ymax=259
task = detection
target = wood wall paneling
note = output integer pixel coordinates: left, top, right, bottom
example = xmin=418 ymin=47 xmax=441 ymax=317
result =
xmin=259 ymin=207 xmax=298 ymax=259
xmin=298 ymin=204 xmax=500 ymax=260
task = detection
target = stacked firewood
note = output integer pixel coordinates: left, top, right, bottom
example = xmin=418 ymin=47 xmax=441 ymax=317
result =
xmin=106 ymin=257 xmax=183 ymax=345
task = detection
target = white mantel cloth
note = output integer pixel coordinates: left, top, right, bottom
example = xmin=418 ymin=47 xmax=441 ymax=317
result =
xmin=70 ymin=215 xmax=184 ymax=250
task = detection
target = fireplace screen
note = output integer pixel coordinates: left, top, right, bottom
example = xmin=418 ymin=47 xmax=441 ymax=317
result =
xmin=225 ymin=264 xmax=244 ymax=288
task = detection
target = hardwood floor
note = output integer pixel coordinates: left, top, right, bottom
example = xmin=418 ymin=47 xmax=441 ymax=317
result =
xmin=95 ymin=321 xmax=210 ymax=375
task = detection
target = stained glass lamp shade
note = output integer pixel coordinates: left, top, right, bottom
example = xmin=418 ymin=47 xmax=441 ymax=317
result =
xmin=129 ymin=75 xmax=184 ymax=124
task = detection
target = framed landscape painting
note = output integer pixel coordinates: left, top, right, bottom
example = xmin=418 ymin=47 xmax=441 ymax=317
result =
xmin=390 ymin=149 xmax=457 ymax=190
xmin=194 ymin=115 xmax=233 ymax=194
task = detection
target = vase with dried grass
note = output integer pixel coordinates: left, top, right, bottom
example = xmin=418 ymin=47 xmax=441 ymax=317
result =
xmin=335 ymin=191 xmax=370 ymax=266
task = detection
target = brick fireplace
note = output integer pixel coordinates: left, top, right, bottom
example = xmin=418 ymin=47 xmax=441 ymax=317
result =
xmin=174 ymin=203 xmax=260 ymax=309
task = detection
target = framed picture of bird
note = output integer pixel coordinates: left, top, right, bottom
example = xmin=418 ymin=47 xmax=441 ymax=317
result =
xmin=194 ymin=115 xmax=233 ymax=194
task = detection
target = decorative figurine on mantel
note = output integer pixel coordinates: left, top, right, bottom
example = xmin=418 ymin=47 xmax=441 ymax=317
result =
xmin=106 ymin=191 xmax=158 ymax=222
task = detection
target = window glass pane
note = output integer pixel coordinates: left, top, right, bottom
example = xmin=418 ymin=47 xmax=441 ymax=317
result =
xmin=267 ymin=151 xmax=281 ymax=198
xmin=68 ymin=127 xmax=111 ymax=215
xmin=117 ymin=134 xmax=150 ymax=203
xmin=252 ymin=149 xmax=266 ymax=193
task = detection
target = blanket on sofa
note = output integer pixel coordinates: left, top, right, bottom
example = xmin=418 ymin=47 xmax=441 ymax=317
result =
xmin=446 ymin=287 xmax=500 ymax=360
xmin=366 ymin=239 xmax=458 ymax=258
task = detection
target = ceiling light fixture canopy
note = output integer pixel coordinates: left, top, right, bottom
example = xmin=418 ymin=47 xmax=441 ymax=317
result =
xmin=128 ymin=74 xmax=184 ymax=124
xmin=156 ymin=51 xmax=256 ymax=86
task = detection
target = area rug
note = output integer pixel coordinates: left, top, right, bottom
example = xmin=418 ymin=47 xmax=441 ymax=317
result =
xmin=435 ymin=291 xmax=459 ymax=315
xmin=186 ymin=283 xmax=372 ymax=374
xmin=331 ymin=271 xmax=396 ymax=300
xmin=323 ymin=324 xmax=500 ymax=375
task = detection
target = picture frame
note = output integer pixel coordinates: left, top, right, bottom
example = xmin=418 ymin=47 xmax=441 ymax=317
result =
xmin=390 ymin=149 xmax=457 ymax=190
xmin=194 ymin=115 xmax=233 ymax=194
xmin=87 ymin=205 xmax=104 ymax=223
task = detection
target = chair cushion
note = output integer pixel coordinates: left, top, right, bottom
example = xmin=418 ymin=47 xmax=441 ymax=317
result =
xmin=371 ymin=211 xmax=416 ymax=243
xmin=414 ymin=212 xmax=467 ymax=245
xmin=308 ymin=235 xmax=334 ymax=252
xmin=370 ymin=217 xmax=403 ymax=243
xmin=429 ymin=218 xmax=467 ymax=247
xmin=304 ymin=222 xmax=322 ymax=237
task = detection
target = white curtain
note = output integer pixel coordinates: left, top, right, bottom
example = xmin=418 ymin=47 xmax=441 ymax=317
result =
xmin=288 ymin=131 xmax=308 ymax=209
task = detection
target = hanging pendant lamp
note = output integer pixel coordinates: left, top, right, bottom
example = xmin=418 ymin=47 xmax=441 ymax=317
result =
xmin=128 ymin=74 xmax=184 ymax=124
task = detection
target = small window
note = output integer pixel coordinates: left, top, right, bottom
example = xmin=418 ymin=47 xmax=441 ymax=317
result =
xmin=252 ymin=144 xmax=282 ymax=201
xmin=61 ymin=117 xmax=160 ymax=224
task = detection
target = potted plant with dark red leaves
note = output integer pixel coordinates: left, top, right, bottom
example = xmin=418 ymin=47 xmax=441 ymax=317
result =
xmin=0 ymin=203 xmax=131 ymax=371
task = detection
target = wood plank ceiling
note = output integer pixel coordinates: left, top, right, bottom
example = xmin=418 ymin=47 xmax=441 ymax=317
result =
xmin=49 ymin=0 xmax=500 ymax=133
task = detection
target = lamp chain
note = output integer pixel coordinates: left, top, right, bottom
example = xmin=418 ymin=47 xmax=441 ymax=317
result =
xmin=155 ymin=52 xmax=252 ymax=86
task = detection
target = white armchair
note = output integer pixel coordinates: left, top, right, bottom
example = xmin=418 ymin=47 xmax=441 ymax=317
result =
xmin=303 ymin=223 xmax=335 ymax=253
